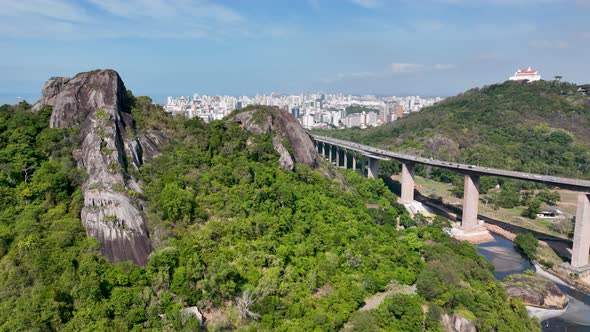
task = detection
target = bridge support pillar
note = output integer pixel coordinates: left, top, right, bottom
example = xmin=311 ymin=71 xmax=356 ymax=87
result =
xmin=400 ymin=162 xmax=415 ymax=204
xmin=343 ymin=150 xmax=348 ymax=169
xmin=352 ymin=154 xmax=357 ymax=171
xmin=321 ymin=142 xmax=326 ymax=157
xmin=328 ymin=144 xmax=333 ymax=163
xmin=368 ymin=158 xmax=379 ymax=179
xmin=571 ymin=193 xmax=590 ymax=268
xmin=461 ymin=174 xmax=480 ymax=230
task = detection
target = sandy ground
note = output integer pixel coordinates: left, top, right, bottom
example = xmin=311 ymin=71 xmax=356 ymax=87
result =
xmin=526 ymin=306 xmax=567 ymax=321
xmin=479 ymin=245 xmax=529 ymax=273
xmin=359 ymin=290 xmax=396 ymax=311
xmin=359 ymin=284 xmax=416 ymax=311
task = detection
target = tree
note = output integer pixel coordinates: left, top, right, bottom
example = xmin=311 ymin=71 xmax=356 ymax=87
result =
xmin=514 ymin=233 xmax=539 ymax=261
xmin=159 ymin=183 xmax=195 ymax=222
xmin=536 ymin=190 xmax=560 ymax=206
xmin=521 ymin=199 xmax=541 ymax=219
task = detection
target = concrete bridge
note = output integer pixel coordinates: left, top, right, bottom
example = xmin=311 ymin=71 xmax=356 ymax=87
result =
xmin=311 ymin=134 xmax=590 ymax=271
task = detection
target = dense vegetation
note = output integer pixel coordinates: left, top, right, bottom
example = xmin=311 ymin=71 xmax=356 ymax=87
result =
xmin=0 ymin=100 xmax=539 ymax=330
xmin=514 ymin=233 xmax=539 ymax=261
xmin=315 ymin=80 xmax=590 ymax=179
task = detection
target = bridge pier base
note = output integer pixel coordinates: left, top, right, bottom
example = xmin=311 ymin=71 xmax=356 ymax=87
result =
xmin=461 ymin=174 xmax=480 ymax=230
xmin=451 ymin=174 xmax=493 ymax=243
xmin=400 ymin=162 xmax=415 ymax=204
xmin=368 ymin=158 xmax=379 ymax=179
xmin=571 ymin=193 xmax=590 ymax=268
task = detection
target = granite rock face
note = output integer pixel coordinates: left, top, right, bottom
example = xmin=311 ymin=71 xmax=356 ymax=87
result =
xmin=230 ymin=107 xmax=320 ymax=170
xmin=503 ymin=273 xmax=569 ymax=309
xmin=440 ymin=313 xmax=477 ymax=332
xmin=34 ymin=69 xmax=158 ymax=265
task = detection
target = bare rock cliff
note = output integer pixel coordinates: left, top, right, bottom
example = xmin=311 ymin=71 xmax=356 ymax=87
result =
xmin=441 ymin=313 xmax=477 ymax=332
xmin=229 ymin=107 xmax=320 ymax=170
xmin=34 ymin=69 xmax=156 ymax=265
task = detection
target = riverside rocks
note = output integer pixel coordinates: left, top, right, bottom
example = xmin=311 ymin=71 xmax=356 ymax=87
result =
xmin=503 ymin=273 xmax=569 ymax=309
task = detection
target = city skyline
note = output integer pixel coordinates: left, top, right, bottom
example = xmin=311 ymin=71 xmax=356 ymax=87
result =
xmin=164 ymin=91 xmax=443 ymax=129
xmin=1 ymin=0 xmax=590 ymax=104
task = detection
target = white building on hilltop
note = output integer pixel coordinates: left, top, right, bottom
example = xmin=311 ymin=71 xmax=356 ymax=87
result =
xmin=509 ymin=67 xmax=541 ymax=81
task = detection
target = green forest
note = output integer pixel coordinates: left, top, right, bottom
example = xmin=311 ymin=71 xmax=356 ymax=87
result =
xmin=0 ymin=100 xmax=539 ymax=330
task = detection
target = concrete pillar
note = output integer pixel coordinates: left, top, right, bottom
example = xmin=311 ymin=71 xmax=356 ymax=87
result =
xmin=328 ymin=144 xmax=332 ymax=162
xmin=336 ymin=147 xmax=341 ymax=167
xmin=368 ymin=158 xmax=379 ymax=179
xmin=571 ymin=193 xmax=590 ymax=268
xmin=352 ymin=154 xmax=357 ymax=170
xmin=400 ymin=162 xmax=415 ymax=204
xmin=343 ymin=150 xmax=348 ymax=169
xmin=461 ymin=174 xmax=480 ymax=230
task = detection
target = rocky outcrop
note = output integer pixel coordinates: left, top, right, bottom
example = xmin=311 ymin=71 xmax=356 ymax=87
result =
xmin=34 ymin=69 xmax=157 ymax=265
xmin=503 ymin=273 xmax=569 ymax=309
xmin=229 ymin=107 xmax=319 ymax=170
xmin=441 ymin=313 xmax=477 ymax=332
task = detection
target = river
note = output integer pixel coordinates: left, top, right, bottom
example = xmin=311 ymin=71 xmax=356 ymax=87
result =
xmin=476 ymin=234 xmax=590 ymax=331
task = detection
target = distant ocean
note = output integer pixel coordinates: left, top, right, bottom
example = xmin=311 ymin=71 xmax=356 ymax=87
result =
xmin=0 ymin=93 xmax=40 ymax=105
xmin=0 ymin=93 xmax=170 ymax=106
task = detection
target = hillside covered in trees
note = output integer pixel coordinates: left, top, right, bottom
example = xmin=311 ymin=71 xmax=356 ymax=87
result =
xmin=0 ymin=76 xmax=539 ymax=330
xmin=315 ymin=80 xmax=590 ymax=179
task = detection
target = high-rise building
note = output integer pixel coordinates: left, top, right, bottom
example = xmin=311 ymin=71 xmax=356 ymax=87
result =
xmin=290 ymin=106 xmax=300 ymax=118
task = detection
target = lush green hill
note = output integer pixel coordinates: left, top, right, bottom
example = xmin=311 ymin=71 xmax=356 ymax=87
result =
xmin=315 ymin=80 xmax=590 ymax=179
xmin=0 ymin=101 xmax=538 ymax=331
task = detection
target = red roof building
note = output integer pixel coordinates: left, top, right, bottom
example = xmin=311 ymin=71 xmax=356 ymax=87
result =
xmin=509 ymin=67 xmax=541 ymax=81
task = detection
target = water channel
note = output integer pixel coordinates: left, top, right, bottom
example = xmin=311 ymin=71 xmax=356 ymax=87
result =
xmin=476 ymin=234 xmax=590 ymax=331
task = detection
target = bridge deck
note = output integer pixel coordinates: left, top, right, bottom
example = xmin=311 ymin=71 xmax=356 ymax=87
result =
xmin=312 ymin=134 xmax=590 ymax=192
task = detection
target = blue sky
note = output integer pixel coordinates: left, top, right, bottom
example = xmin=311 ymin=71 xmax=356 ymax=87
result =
xmin=1 ymin=0 xmax=589 ymax=103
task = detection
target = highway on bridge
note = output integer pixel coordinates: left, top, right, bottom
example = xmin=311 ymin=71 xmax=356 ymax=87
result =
xmin=312 ymin=134 xmax=590 ymax=192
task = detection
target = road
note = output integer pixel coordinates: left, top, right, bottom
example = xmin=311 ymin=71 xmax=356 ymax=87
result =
xmin=312 ymin=134 xmax=590 ymax=192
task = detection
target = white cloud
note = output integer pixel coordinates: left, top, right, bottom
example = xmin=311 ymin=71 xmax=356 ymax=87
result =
xmin=321 ymin=71 xmax=383 ymax=83
xmin=88 ymin=0 xmax=242 ymax=23
xmin=391 ymin=63 xmax=455 ymax=73
xmin=429 ymin=0 xmax=560 ymax=5
xmin=349 ymin=0 xmax=382 ymax=9
xmin=433 ymin=64 xmax=456 ymax=70
xmin=0 ymin=0 xmax=246 ymax=39
xmin=0 ymin=0 xmax=91 ymax=22
xmin=530 ymin=40 xmax=569 ymax=49
xmin=325 ymin=62 xmax=456 ymax=83
xmin=390 ymin=63 xmax=425 ymax=73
